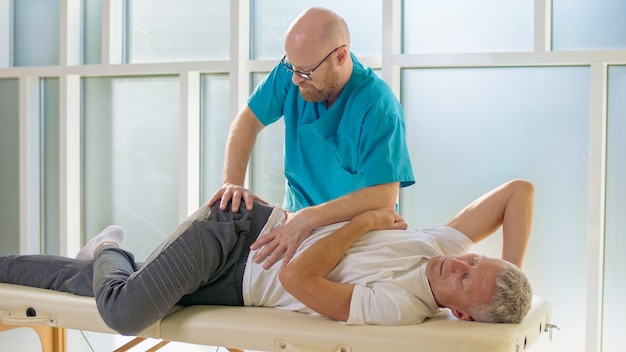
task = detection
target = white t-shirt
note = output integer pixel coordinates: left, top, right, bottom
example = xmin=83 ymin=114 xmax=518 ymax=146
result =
xmin=242 ymin=207 xmax=473 ymax=325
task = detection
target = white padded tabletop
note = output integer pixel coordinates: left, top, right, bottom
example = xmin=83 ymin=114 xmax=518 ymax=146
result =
xmin=0 ymin=282 xmax=551 ymax=352
xmin=0 ymin=283 xmax=169 ymax=338
xmin=160 ymin=297 xmax=551 ymax=352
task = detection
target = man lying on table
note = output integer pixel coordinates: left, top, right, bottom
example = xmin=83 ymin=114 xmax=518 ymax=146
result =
xmin=0 ymin=179 xmax=533 ymax=335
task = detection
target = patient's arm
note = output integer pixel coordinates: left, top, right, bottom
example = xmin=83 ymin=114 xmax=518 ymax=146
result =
xmin=279 ymin=209 xmax=407 ymax=322
xmin=444 ymin=179 xmax=535 ymax=267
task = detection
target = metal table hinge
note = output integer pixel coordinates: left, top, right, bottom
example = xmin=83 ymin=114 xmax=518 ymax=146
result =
xmin=545 ymin=323 xmax=560 ymax=341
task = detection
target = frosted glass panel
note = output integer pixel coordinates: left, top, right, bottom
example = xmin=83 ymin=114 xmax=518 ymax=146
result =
xmin=250 ymin=72 xmax=285 ymax=207
xmin=83 ymin=0 xmax=102 ymax=65
xmin=401 ymin=67 xmax=589 ymax=352
xmin=14 ymin=0 xmax=60 ymax=66
xmin=403 ymin=0 xmax=533 ymax=54
xmin=42 ymin=78 xmax=60 ymax=255
xmin=0 ymin=79 xmax=20 ymax=255
xmin=251 ymin=0 xmax=382 ymax=59
xmin=553 ymin=0 xmax=626 ymax=50
xmin=0 ymin=0 xmax=9 ymax=67
xmin=603 ymin=65 xmax=626 ymax=352
xmin=83 ymin=76 xmax=179 ymax=261
xmin=127 ymin=0 xmax=229 ymax=63
xmin=200 ymin=74 xmax=230 ymax=204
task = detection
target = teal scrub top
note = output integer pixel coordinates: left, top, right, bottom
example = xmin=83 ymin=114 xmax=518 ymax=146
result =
xmin=248 ymin=54 xmax=415 ymax=211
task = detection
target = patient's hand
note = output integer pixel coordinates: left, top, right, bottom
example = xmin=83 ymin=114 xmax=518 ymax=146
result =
xmin=355 ymin=209 xmax=408 ymax=232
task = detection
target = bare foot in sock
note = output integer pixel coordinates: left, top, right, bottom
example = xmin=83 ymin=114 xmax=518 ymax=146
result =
xmin=75 ymin=225 xmax=124 ymax=260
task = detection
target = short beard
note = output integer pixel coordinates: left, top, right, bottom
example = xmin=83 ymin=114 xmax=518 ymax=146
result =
xmin=299 ymin=69 xmax=339 ymax=103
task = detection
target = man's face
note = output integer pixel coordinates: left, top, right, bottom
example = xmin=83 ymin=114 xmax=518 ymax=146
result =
xmin=295 ymin=63 xmax=339 ymax=102
xmin=426 ymin=254 xmax=506 ymax=320
xmin=283 ymin=44 xmax=343 ymax=103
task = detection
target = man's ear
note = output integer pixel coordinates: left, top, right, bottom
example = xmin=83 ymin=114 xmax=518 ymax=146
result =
xmin=336 ymin=48 xmax=348 ymax=65
xmin=451 ymin=309 xmax=474 ymax=321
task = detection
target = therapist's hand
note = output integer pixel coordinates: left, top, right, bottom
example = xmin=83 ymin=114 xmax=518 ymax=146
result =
xmin=250 ymin=209 xmax=315 ymax=269
xmin=207 ymin=183 xmax=268 ymax=212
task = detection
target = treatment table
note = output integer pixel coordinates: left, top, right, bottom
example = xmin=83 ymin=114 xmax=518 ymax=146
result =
xmin=0 ymin=282 xmax=555 ymax=352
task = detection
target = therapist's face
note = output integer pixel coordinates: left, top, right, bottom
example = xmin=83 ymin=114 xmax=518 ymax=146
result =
xmin=296 ymin=63 xmax=340 ymax=102
xmin=426 ymin=254 xmax=505 ymax=320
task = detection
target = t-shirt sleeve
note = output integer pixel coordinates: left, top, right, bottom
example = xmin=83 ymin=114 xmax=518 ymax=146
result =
xmin=357 ymin=108 xmax=415 ymax=188
xmin=344 ymin=283 xmax=431 ymax=325
xmin=425 ymin=225 xmax=474 ymax=256
xmin=247 ymin=63 xmax=292 ymax=126
xmin=335 ymin=72 xmax=414 ymax=189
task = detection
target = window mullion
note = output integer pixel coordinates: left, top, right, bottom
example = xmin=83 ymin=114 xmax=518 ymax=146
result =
xmin=534 ymin=0 xmax=552 ymax=52
xmin=19 ymin=76 xmax=41 ymax=254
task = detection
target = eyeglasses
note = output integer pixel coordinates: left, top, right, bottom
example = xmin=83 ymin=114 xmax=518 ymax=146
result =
xmin=280 ymin=44 xmax=347 ymax=81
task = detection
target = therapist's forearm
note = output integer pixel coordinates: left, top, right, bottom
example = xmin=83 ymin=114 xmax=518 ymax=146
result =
xmin=300 ymin=182 xmax=400 ymax=229
xmin=222 ymin=106 xmax=264 ymax=185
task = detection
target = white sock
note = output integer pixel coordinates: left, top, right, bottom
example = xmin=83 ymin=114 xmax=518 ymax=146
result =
xmin=75 ymin=225 xmax=124 ymax=260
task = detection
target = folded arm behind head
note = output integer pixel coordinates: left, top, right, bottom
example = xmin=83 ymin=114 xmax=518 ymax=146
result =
xmin=444 ymin=179 xmax=535 ymax=267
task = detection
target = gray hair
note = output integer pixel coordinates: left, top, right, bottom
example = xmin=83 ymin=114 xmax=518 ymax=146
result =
xmin=469 ymin=264 xmax=532 ymax=323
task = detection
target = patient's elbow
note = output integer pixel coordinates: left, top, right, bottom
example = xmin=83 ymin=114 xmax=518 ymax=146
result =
xmin=509 ymin=179 xmax=535 ymax=197
xmin=278 ymin=266 xmax=293 ymax=290
xmin=278 ymin=265 xmax=305 ymax=294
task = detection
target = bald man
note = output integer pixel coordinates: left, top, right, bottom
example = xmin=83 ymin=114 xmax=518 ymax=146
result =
xmin=209 ymin=7 xmax=415 ymax=269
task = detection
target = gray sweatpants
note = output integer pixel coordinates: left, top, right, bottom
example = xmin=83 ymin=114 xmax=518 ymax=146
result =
xmin=0 ymin=201 xmax=274 ymax=335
